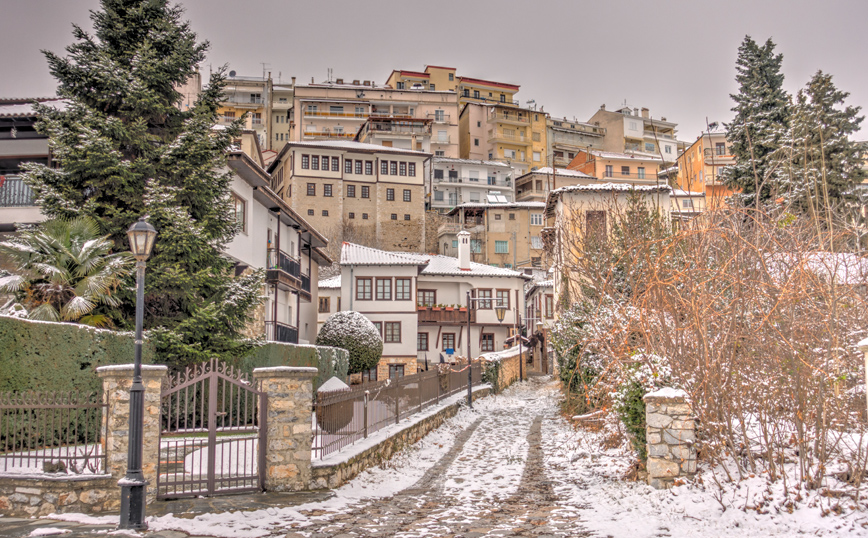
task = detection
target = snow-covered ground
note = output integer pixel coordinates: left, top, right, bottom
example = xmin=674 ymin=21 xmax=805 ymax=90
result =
xmin=42 ymin=378 xmax=868 ymax=537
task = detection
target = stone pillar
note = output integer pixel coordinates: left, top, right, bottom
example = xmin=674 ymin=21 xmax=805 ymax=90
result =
xmin=96 ymin=364 xmax=167 ymax=502
xmin=253 ymin=366 xmax=318 ymax=492
xmin=643 ymin=387 xmax=696 ymax=489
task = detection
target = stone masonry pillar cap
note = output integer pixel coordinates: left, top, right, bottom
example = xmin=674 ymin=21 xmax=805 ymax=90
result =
xmin=858 ymin=336 xmax=868 ymax=353
xmin=253 ymin=366 xmax=319 ymax=380
xmin=95 ymin=364 xmax=168 ymax=378
xmin=643 ymin=387 xmax=688 ymax=403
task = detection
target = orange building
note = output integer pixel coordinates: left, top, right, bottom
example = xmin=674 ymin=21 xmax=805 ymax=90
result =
xmin=567 ymin=149 xmax=662 ymax=185
xmin=676 ymin=123 xmax=739 ymax=209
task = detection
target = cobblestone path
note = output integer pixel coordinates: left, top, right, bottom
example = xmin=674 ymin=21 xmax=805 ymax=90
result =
xmin=291 ymin=378 xmax=592 ymax=537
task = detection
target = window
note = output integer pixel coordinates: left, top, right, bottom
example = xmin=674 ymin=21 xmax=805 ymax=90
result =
xmin=494 ymin=214 xmax=502 ymax=221
xmin=474 ymin=138 xmax=479 ymax=146
xmin=365 ymin=161 xmax=373 ymax=175
xmin=471 ymin=239 xmax=482 ymax=253
xmin=499 ymin=94 xmax=505 ymax=103
xmin=345 ymin=159 xmax=353 ymax=174
xmin=665 ymin=146 xmax=672 ymax=154
xmin=435 ymin=110 xmax=445 ymax=122
xmin=442 ymin=333 xmax=455 ymax=351
xmin=324 ymin=184 xmax=333 ymax=197
xmin=531 ymin=236 xmax=543 ymax=249
xmin=403 ymin=189 xmax=411 ymax=202
xmin=452 ymin=240 xmax=458 ymax=248
xmin=449 ymin=73 xmax=454 ymax=81
xmin=381 ymin=161 xmax=389 ymax=175
xmin=715 ymin=142 xmax=726 ymax=155
xmin=355 ymin=161 xmax=363 ymax=175
xmin=390 ymin=162 xmax=398 ymax=175
xmin=533 ymin=151 xmax=541 ymax=162
xmin=356 ymin=278 xmax=372 ymax=300
xmin=387 ymin=188 xmax=395 ymax=201
xmin=332 ymin=158 xmax=340 ymax=172
xmin=231 ymin=193 xmax=246 ymax=233
xmin=417 ymin=290 xmax=436 ymax=307
xmin=495 ymin=241 xmax=509 ymax=254
xmin=621 ymin=166 xmax=630 ymax=177
xmin=318 ymin=297 xmax=330 ymax=313
xmin=250 ymin=93 xmax=261 ymax=103
xmin=496 ymin=290 xmax=510 ymax=310
xmin=508 ymin=213 xmax=515 ymax=221
xmin=311 ymin=156 xmax=319 ymax=170
xmin=361 ymin=186 xmax=370 ymax=198
xmin=349 ymin=212 xmax=355 ymax=219
xmin=391 ymin=214 xmax=397 ymax=220
xmin=536 ymin=180 xmax=543 ymax=191
xmin=302 ymin=155 xmax=310 ymax=169
xmin=682 ymin=199 xmax=694 ymax=208
xmin=481 ymin=333 xmax=494 ymax=352
xmin=430 ymin=84 xmax=435 ymax=91
xmin=324 ymin=156 xmax=333 ymax=170
xmin=477 ymin=289 xmax=492 ymax=309
xmin=403 ymin=214 xmax=410 ymax=221
xmin=347 ymin=184 xmax=356 ymax=197
xmin=417 ymin=333 xmax=429 ymax=351
xmin=473 ymin=90 xmax=480 ymax=99
xmin=395 ymin=278 xmax=411 ymax=301
xmin=307 ymin=183 xmax=316 ymax=196
xmin=434 ymin=169 xmax=444 ymax=180
xmin=372 ymin=321 xmax=382 ymax=337
xmin=361 ymin=367 xmax=377 ymax=383
xmin=545 ymin=295 xmax=554 ymax=318
xmin=605 ymin=165 xmax=613 ymax=178
xmin=396 ymin=82 xmax=405 ymax=89
xmin=477 ymin=121 xmax=482 ymax=128
xmin=388 ymin=364 xmax=405 ymax=379
xmin=308 ymin=209 xmax=314 ymax=215
xmin=637 ymin=167 xmax=646 ymax=179
xmin=322 ymin=210 xmax=328 ymax=216
xmin=376 ymin=278 xmax=392 ymax=300
xmin=384 ymin=322 xmax=401 ymax=343
xmin=408 ymin=163 xmax=415 ymax=176
xmin=362 ymin=213 xmax=369 ymax=219
xmin=434 ymin=191 xmax=443 ymax=201
xmin=629 ymin=121 xmax=637 ymax=130
xmin=531 ymin=213 xmax=543 ymax=226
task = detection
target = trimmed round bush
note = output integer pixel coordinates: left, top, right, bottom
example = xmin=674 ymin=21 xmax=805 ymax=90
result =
xmin=315 ymin=311 xmax=383 ymax=374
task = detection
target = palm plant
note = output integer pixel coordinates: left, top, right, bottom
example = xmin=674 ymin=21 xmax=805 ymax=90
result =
xmin=0 ymin=218 xmax=133 ymax=327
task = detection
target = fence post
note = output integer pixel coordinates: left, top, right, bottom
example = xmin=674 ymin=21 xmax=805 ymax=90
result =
xmin=418 ymin=376 xmax=423 ymax=413
xmin=96 ymin=364 xmax=167 ymax=505
xmin=395 ymin=377 xmax=400 ymax=424
xmin=252 ymin=366 xmax=317 ymax=492
xmin=363 ymin=390 xmax=369 ymax=439
xmin=643 ymin=388 xmax=696 ymax=489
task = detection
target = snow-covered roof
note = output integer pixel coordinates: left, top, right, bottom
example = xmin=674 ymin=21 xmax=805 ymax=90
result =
xmin=0 ymin=98 xmax=67 ymax=117
xmin=446 ymin=201 xmax=545 ymax=214
xmin=433 ymin=157 xmax=512 ymax=168
xmin=546 ymin=183 xmax=671 ymax=213
xmin=286 ymin=140 xmax=430 ymax=155
xmin=672 ymin=189 xmax=704 ymax=197
xmin=339 ymin=243 xmax=529 ymax=279
xmin=341 ymin=243 xmax=429 ymax=266
xmin=318 ymin=275 xmax=342 ymax=289
xmin=421 ymin=255 xmax=528 ymax=278
xmin=521 ymin=167 xmax=594 ymax=179
xmin=588 ymin=149 xmax=663 ymax=162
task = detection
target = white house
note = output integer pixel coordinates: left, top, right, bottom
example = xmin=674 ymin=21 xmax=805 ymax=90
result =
xmin=429 ymin=157 xmax=516 ymax=213
xmin=224 ymin=145 xmax=331 ymax=345
xmin=524 ymin=277 xmax=554 ymax=374
xmin=322 ymin=234 xmax=530 ymax=381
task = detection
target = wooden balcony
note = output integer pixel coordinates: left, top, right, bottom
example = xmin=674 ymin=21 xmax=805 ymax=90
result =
xmin=418 ymin=307 xmax=475 ymax=324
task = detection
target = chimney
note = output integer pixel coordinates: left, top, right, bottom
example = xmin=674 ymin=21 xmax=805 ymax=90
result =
xmin=353 ymin=80 xmax=360 ymax=85
xmin=457 ymin=230 xmax=471 ymax=270
xmin=600 ymin=104 xmax=606 ymax=111
xmin=641 ymin=107 xmax=649 ymax=118
xmin=336 ymin=78 xmax=344 ymax=84
xmin=633 ymin=108 xmax=639 ymax=116
xmin=291 ymin=76 xmax=296 ymax=87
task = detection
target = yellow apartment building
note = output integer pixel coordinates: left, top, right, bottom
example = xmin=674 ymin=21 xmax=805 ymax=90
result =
xmin=385 ymin=65 xmax=459 ymax=92
xmin=460 ymin=102 xmax=548 ymax=176
xmin=386 ymin=66 xmax=520 ymax=108
xmin=676 ymin=123 xmax=738 ymax=209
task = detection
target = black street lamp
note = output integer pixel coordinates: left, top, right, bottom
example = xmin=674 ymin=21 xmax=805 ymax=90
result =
xmin=120 ymin=218 xmax=156 ymax=530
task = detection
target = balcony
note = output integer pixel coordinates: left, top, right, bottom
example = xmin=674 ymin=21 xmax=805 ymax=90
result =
xmin=222 ymin=96 xmax=264 ymax=106
xmin=369 ymin=123 xmax=431 ymax=136
xmin=418 ymin=306 xmax=475 ymax=324
xmin=488 ymin=130 xmax=531 ymax=145
xmin=0 ymin=176 xmax=36 ymax=207
xmin=703 ymin=147 xmax=735 ymax=165
xmin=265 ymin=321 xmax=298 ymax=344
xmin=431 ymin=135 xmax=451 ymax=144
xmin=304 ymin=110 xmax=368 ymax=118
xmin=433 ymin=176 xmax=511 ymax=188
xmin=266 ymin=248 xmax=301 ymax=289
xmin=489 ymin=112 xmax=530 ymax=125
xmin=427 ymin=112 xmax=451 ymax=123
xmin=461 ymin=93 xmax=520 ymax=106
xmin=644 ymin=130 xmax=674 ymax=140
xmin=302 ymin=131 xmax=355 ymax=139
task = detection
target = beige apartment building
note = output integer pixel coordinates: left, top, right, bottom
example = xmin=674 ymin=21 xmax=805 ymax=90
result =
xmin=546 ymin=116 xmax=607 ymax=168
xmin=587 ymin=104 xmax=679 ymax=165
xmin=459 ymin=102 xmax=548 ymax=176
xmin=439 ymin=201 xmax=547 ymax=269
xmin=291 ymin=82 xmax=460 ymax=158
xmin=515 ymin=167 xmax=596 ymax=202
xmin=267 ymin=140 xmax=431 ymax=253
xmin=386 ymin=66 xmax=520 ymax=109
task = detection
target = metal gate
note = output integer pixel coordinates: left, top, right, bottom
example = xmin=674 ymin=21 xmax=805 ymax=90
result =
xmin=156 ymin=358 xmax=266 ymax=499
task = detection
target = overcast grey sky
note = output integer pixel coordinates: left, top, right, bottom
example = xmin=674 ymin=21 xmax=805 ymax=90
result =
xmin=2 ymin=0 xmax=866 ymax=140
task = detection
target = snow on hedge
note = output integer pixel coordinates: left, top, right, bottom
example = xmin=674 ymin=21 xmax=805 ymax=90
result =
xmin=315 ymin=311 xmax=383 ymax=374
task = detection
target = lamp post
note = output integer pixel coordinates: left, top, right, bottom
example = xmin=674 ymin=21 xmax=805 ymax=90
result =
xmin=515 ymin=307 xmax=523 ymax=382
xmin=465 ymin=290 xmax=506 ymax=408
xmin=120 ymin=218 xmax=156 ymax=530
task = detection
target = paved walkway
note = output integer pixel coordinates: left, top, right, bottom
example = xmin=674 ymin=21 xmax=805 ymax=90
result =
xmin=1 ymin=377 xmax=593 ymax=538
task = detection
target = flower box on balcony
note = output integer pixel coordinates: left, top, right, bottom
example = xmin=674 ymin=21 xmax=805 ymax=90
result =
xmin=445 ymin=307 xmax=454 ymax=312
xmin=432 ymin=307 xmax=441 ymax=311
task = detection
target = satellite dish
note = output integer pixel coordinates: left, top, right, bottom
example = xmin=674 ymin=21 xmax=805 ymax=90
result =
xmin=229 ymin=70 xmax=236 ymax=78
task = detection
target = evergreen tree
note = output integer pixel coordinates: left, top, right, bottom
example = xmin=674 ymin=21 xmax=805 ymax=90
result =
xmin=782 ymin=70 xmax=864 ymax=214
xmin=722 ymin=36 xmax=791 ymax=205
xmin=22 ymin=0 xmax=263 ymax=366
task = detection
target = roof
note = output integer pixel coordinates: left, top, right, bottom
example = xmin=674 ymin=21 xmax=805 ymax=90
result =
xmin=457 ymin=77 xmax=520 ymax=91
xmin=339 ymin=243 xmax=530 ymax=279
xmin=671 ymin=188 xmax=704 ymax=197
xmin=433 ymin=157 xmax=512 ymax=168
xmin=318 ymin=275 xmax=342 ymax=289
xmin=517 ymin=167 xmax=594 ymax=180
xmin=396 ymin=70 xmax=429 ymax=78
xmin=586 ymin=149 xmax=663 ymax=162
xmin=546 ymin=183 xmax=672 ymax=214
xmin=0 ymin=98 xmax=67 ymax=118
xmin=445 ymin=201 xmax=545 ymax=216
xmin=267 ymin=140 xmax=431 ymax=173
xmin=425 ymin=65 xmax=456 ymax=72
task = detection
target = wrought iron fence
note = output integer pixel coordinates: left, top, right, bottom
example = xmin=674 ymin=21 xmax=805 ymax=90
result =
xmin=0 ymin=391 xmax=106 ymax=475
xmin=313 ymin=364 xmax=482 ymax=459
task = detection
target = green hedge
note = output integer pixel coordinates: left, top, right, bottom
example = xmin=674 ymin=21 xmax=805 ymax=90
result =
xmin=0 ymin=315 xmax=155 ymax=394
xmin=240 ymin=342 xmax=349 ymax=391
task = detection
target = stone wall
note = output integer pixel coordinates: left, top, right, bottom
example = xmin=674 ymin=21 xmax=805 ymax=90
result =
xmin=0 ymin=476 xmax=116 ymax=517
xmin=643 ymin=387 xmax=697 ymax=489
xmin=311 ymin=386 xmax=491 ymax=489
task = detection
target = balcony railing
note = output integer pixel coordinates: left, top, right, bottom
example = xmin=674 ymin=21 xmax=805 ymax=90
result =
xmin=302 ymin=131 xmax=355 ymax=139
xmin=267 ymin=248 xmax=300 ymax=278
xmin=433 ymin=176 xmax=511 ymax=187
xmin=301 ymin=273 xmax=311 ymax=293
xmin=461 ymin=93 xmax=520 ymax=106
xmin=369 ymin=124 xmax=431 ymax=135
xmin=265 ymin=321 xmax=298 ymax=344
xmin=427 ymin=112 xmax=451 ymax=122
xmin=644 ymin=131 xmax=674 ymax=140
xmin=488 ymin=130 xmax=530 ymax=143
xmin=223 ymin=96 xmax=264 ymax=105
xmin=417 ymin=306 xmax=475 ymax=324
xmin=0 ymin=176 xmax=36 ymax=207
xmin=431 ymin=135 xmax=451 ymax=144
xmin=489 ymin=112 xmax=530 ymax=124
xmin=304 ymin=110 xmax=368 ymax=118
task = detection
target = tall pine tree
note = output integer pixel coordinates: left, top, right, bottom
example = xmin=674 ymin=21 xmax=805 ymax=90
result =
xmin=781 ymin=70 xmax=864 ymax=215
xmin=723 ymin=36 xmax=791 ymax=205
xmin=22 ymin=0 xmax=263 ymax=367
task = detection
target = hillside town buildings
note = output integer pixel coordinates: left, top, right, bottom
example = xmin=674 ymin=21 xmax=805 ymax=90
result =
xmin=676 ymin=122 xmax=738 ymax=209
xmin=428 ymin=157 xmax=516 ymax=213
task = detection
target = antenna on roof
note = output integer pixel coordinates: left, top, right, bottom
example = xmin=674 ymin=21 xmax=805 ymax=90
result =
xmin=261 ymin=62 xmax=271 ymax=79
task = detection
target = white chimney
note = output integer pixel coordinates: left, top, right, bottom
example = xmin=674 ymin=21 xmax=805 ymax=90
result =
xmin=457 ymin=230 xmax=471 ymax=270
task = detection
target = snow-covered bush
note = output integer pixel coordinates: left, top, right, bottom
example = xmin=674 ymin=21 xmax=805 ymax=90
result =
xmin=316 ymin=311 xmax=383 ymax=374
